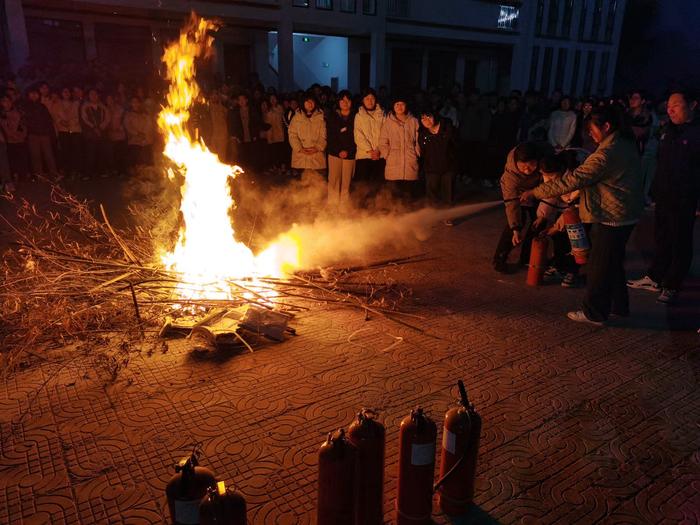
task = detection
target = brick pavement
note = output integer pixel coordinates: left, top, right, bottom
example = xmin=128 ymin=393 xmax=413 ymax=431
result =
xmin=1 ymin=200 xmax=699 ymax=525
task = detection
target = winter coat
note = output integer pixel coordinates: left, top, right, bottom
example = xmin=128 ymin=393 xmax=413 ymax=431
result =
xmin=51 ymin=100 xmax=81 ymax=133
xmin=106 ymin=104 xmax=126 ymax=141
xmin=354 ymin=104 xmax=385 ymax=160
xmin=500 ymin=147 xmax=542 ymax=229
xmin=533 ymin=131 xmax=643 ymax=225
xmin=419 ymin=119 xmax=458 ymax=174
xmin=264 ymin=105 xmax=285 ymax=144
xmin=626 ymin=108 xmax=652 ymax=154
xmin=80 ymin=102 xmax=109 ymax=139
xmin=288 ymin=109 xmax=326 ymax=170
xmin=0 ymin=109 xmax=27 ymax=143
xmin=23 ymin=100 xmax=55 ymax=137
xmin=123 ymin=110 xmax=153 ymax=146
xmin=548 ymin=109 xmax=577 ymax=149
xmin=326 ymin=109 xmax=356 ymax=159
xmin=229 ymin=105 xmax=263 ymax=143
xmin=379 ymin=113 xmax=420 ymax=181
xmin=651 ymin=118 xmax=700 ymax=204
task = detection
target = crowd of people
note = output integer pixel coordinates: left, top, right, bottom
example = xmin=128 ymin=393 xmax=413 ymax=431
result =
xmin=0 ymin=69 xmax=697 ymax=324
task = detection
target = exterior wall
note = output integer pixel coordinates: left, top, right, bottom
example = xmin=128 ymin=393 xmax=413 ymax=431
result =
xmin=5 ymin=0 xmax=627 ymax=96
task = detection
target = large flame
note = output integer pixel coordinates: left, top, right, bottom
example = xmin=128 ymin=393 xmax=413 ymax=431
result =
xmin=158 ymin=14 xmax=299 ymax=301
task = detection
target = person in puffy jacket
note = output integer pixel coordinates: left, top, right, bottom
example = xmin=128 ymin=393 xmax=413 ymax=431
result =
xmin=353 ymin=88 xmax=385 ymax=204
xmin=548 ymin=96 xmax=577 ymax=151
xmin=51 ymin=87 xmax=82 ymax=178
xmin=288 ymin=91 xmax=326 ymax=176
xmin=418 ymin=109 xmax=458 ymax=214
xmin=326 ymin=90 xmax=356 ymax=209
xmin=379 ymin=95 xmax=420 ymax=202
xmin=80 ymin=88 xmax=109 ymax=179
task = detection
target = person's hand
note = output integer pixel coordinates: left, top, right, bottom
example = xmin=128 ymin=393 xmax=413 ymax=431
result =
xmin=303 ymin=147 xmax=317 ymax=154
xmin=232 ymin=137 xmax=241 ymax=144
xmin=370 ymin=149 xmax=380 ymax=160
xmin=339 ymin=150 xmax=348 ymax=159
xmin=512 ymin=230 xmax=522 ymax=246
xmin=532 ymin=217 xmax=545 ymax=229
xmin=520 ymin=190 xmax=534 ymax=203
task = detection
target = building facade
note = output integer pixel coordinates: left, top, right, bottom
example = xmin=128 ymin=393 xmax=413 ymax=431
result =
xmin=1 ymin=0 xmax=626 ymax=96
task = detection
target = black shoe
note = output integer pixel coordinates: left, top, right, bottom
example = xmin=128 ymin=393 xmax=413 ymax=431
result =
xmin=493 ymin=260 xmax=509 ymax=274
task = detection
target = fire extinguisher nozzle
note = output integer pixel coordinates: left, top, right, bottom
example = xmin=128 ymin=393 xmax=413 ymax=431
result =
xmin=457 ymin=380 xmax=469 ymax=407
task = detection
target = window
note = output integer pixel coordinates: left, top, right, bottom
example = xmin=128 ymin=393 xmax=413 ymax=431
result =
xmin=578 ymin=0 xmax=588 ymax=40
xmin=293 ymin=0 xmax=309 ymax=6
xmin=583 ymin=50 xmax=595 ymax=94
xmin=598 ymin=52 xmax=610 ymax=94
xmin=498 ymin=6 xmax=519 ymax=30
xmin=591 ymin=0 xmax=603 ymax=41
xmin=547 ymin=0 xmax=559 ymax=36
xmin=605 ymin=0 xmax=617 ymax=42
xmin=528 ymin=46 xmax=540 ymax=90
xmin=570 ymin=50 xmax=581 ymax=94
xmin=555 ymin=48 xmax=567 ymax=90
xmin=315 ymin=0 xmax=332 ymax=9
xmin=540 ymin=47 xmax=553 ymax=94
xmin=561 ymin=0 xmax=574 ymax=38
xmin=340 ymin=0 xmax=356 ymax=12
xmin=362 ymin=0 xmax=376 ymax=15
xmin=388 ymin=0 xmax=410 ymax=16
xmin=535 ymin=0 xmax=545 ymax=35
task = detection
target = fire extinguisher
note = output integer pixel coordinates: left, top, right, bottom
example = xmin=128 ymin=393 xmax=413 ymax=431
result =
xmin=396 ymin=407 xmax=438 ymax=525
xmin=563 ymin=207 xmax=590 ymax=264
xmin=317 ymin=428 xmax=358 ymax=525
xmin=526 ymin=236 xmax=549 ymax=286
xmin=435 ymin=380 xmax=482 ymax=516
xmin=199 ymin=480 xmax=247 ymax=525
xmin=166 ymin=443 xmax=217 ymax=525
xmin=347 ymin=408 xmax=385 ymax=525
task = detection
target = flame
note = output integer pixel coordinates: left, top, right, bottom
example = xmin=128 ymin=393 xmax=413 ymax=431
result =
xmin=158 ymin=14 xmax=299 ymax=301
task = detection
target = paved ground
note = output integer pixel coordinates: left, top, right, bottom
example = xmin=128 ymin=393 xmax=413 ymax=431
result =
xmin=1 ymin=180 xmax=699 ymax=524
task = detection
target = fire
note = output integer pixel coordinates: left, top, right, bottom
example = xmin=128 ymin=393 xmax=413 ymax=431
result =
xmin=158 ymin=14 xmax=299 ymax=301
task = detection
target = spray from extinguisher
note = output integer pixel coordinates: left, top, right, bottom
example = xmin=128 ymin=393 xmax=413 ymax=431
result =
xmin=563 ymin=207 xmax=590 ymax=264
xmin=317 ymin=428 xmax=358 ymax=525
xmin=395 ymin=407 xmax=438 ymax=525
xmin=199 ymin=480 xmax=247 ymax=525
xmin=166 ymin=443 xmax=217 ymax=525
xmin=434 ymin=380 xmax=482 ymax=516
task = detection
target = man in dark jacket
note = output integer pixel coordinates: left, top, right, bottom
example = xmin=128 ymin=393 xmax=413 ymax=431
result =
xmin=22 ymin=87 xmax=59 ymax=181
xmin=419 ymin=110 xmax=458 ymax=220
xmin=228 ymin=93 xmax=264 ymax=171
xmin=628 ymin=88 xmax=700 ymax=304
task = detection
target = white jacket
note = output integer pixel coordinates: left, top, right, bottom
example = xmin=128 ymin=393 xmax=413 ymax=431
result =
xmin=288 ymin=109 xmax=326 ymax=170
xmin=379 ymin=113 xmax=420 ymax=181
xmin=354 ymin=104 xmax=385 ymax=160
xmin=548 ymin=110 xmax=577 ymax=149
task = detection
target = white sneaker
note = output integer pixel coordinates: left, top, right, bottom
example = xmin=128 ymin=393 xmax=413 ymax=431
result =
xmin=626 ymin=275 xmax=660 ymax=292
xmin=567 ymin=311 xmax=604 ymax=326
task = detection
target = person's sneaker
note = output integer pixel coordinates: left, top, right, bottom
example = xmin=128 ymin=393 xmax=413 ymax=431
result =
xmin=627 ymin=275 xmax=660 ymax=292
xmin=544 ymin=266 xmax=564 ymax=282
xmin=567 ymin=311 xmax=604 ymax=326
xmin=657 ymin=288 xmax=678 ymax=304
xmin=561 ymin=273 xmax=579 ymax=288
xmin=493 ymin=260 xmax=509 ymax=274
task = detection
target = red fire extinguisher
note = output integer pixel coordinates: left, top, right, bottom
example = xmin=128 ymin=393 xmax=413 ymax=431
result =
xmin=396 ymin=407 xmax=438 ymax=525
xmin=526 ymin=236 xmax=549 ymax=286
xmin=347 ymin=408 xmax=385 ymax=525
xmin=199 ymin=480 xmax=247 ymax=525
xmin=435 ymin=380 xmax=482 ymax=516
xmin=166 ymin=444 xmax=217 ymax=525
xmin=563 ymin=207 xmax=590 ymax=264
xmin=317 ymin=428 xmax=358 ymax=525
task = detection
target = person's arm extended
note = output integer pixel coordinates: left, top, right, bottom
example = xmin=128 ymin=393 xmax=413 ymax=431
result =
xmin=534 ymin=148 xmax=608 ymax=199
xmin=500 ymin=170 xmax=522 ymax=230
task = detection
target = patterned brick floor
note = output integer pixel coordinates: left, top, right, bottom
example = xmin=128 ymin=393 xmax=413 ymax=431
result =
xmin=1 ymin=206 xmax=698 ymax=524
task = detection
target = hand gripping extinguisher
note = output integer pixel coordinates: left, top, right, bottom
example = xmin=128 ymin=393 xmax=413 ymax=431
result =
xmin=526 ymin=236 xmax=549 ymax=286
xmin=317 ymin=428 xmax=358 ymax=525
xmin=435 ymin=380 xmax=482 ymax=516
xmin=166 ymin=443 xmax=217 ymax=525
xmin=563 ymin=207 xmax=590 ymax=264
xmin=347 ymin=408 xmax=385 ymax=525
xmin=396 ymin=407 xmax=438 ymax=525
xmin=199 ymin=480 xmax=247 ymax=525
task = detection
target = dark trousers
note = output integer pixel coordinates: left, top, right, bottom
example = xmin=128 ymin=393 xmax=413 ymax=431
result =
xmin=648 ymin=199 xmax=697 ymax=290
xmin=425 ymin=170 xmax=454 ymax=206
xmin=353 ymin=158 xmax=386 ymax=207
xmin=493 ymin=206 xmax=537 ymax=265
xmin=582 ymin=223 xmax=635 ymax=321
xmin=551 ymin=231 xmax=578 ymax=274
xmin=105 ymin=140 xmax=128 ymax=174
xmin=57 ymin=132 xmax=83 ymax=176
xmin=6 ymin=142 xmax=29 ymax=179
xmin=386 ymin=179 xmax=419 ymax=204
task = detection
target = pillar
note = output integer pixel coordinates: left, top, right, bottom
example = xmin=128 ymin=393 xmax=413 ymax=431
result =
xmin=420 ymin=47 xmax=429 ymax=90
xmin=277 ymin=17 xmax=294 ymax=91
xmin=454 ymin=55 xmax=465 ymax=88
xmin=369 ymin=28 xmax=385 ymax=88
xmin=4 ymin=0 xmax=30 ymax=72
xmin=83 ymin=20 xmax=98 ymax=61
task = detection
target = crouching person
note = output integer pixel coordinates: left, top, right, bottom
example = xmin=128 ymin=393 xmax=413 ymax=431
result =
xmin=493 ymin=142 xmax=542 ymax=273
xmin=288 ymin=92 xmax=326 ymax=178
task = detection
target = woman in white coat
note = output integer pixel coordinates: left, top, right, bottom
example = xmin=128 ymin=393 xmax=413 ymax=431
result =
xmin=548 ymin=96 xmax=577 ymax=151
xmin=288 ymin=92 xmax=326 ymax=177
xmin=379 ymin=96 xmax=420 ymax=202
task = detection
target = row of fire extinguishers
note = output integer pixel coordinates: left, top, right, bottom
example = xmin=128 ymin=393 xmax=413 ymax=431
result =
xmin=164 ymin=379 xmax=481 ymax=525
xmin=318 ymin=380 xmax=481 ymax=525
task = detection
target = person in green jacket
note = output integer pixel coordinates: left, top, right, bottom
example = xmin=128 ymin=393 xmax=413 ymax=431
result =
xmin=521 ymin=106 xmax=644 ymax=325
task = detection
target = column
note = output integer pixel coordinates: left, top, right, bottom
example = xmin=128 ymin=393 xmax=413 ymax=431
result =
xmin=454 ymin=55 xmax=465 ymax=88
xmin=509 ymin=0 xmax=536 ymax=92
xmin=606 ymin=0 xmax=627 ymax=95
xmin=83 ymin=20 xmax=98 ymax=61
xmin=4 ymin=0 xmax=30 ymax=72
xmin=419 ymin=48 xmax=429 ymax=90
xmin=369 ymin=28 xmax=385 ymax=88
xmin=277 ymin=17 xmax=294 ymax=92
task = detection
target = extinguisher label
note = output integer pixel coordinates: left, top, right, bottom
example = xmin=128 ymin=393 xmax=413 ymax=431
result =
xmin=565 ymin=224 xmax=590 ymax=250
xmin=411 ymin=442 xmax=435 ymax=466
xmin=442 ymin=430 xmax=457 ymax=455
xmin=174 ymin=499 xmax=201 ymax=524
